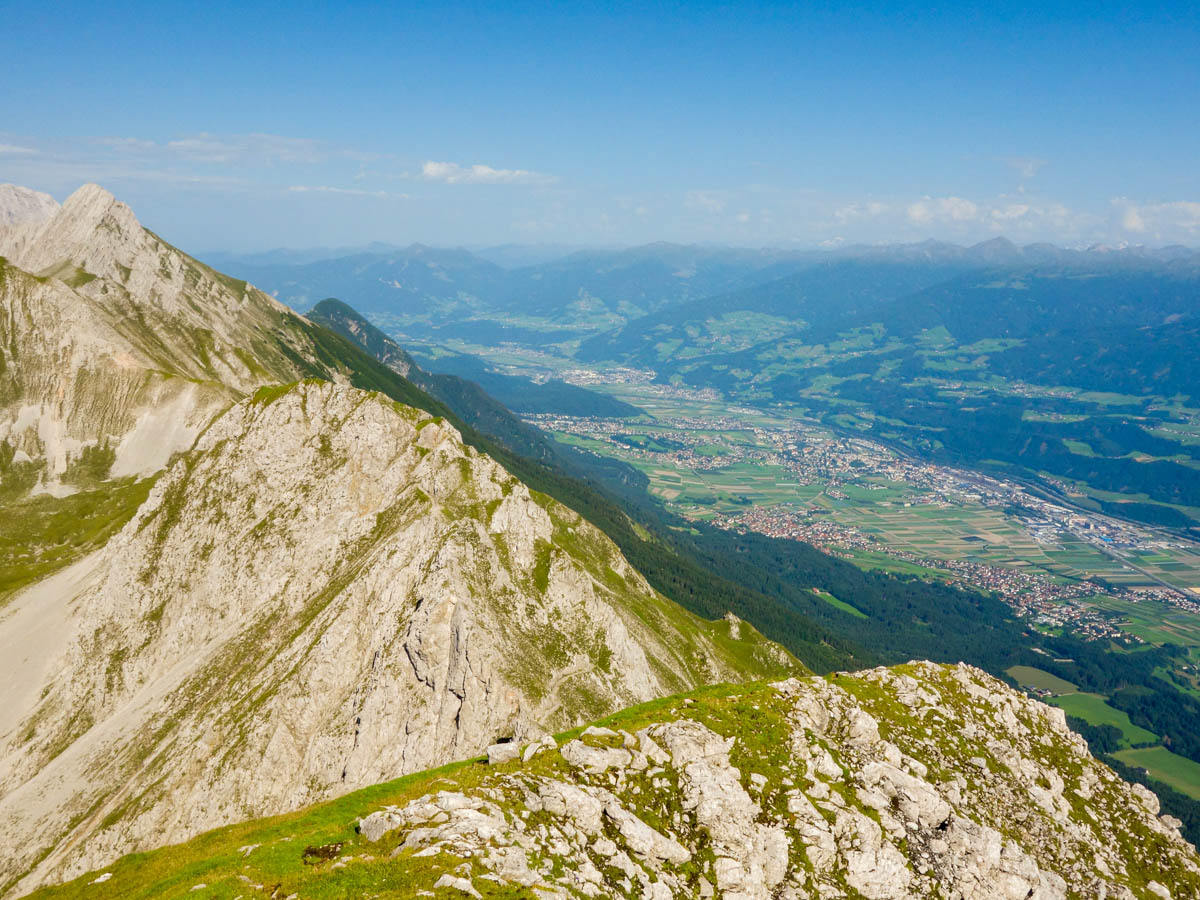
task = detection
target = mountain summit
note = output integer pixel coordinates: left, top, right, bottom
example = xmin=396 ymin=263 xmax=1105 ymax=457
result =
xmin=0 ymin=183 xmax=798 ymax=894
xmin=0 ymin=184 xmax=58 ymax=229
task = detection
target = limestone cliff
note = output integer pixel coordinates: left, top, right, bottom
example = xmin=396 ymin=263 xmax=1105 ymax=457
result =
xmin=0 ymin=381 xmax=797 ymax=895
xmin=0 ymin=184 xmax=58 ymax=229
xmin=0 ymin=184 xmax=362 ymax=490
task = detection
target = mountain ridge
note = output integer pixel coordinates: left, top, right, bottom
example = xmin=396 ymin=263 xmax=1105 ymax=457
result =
xmin=0 ymin=380 xmax=797 ymax=895
xmin=22 ymin=664 xmax=1200 ymax=899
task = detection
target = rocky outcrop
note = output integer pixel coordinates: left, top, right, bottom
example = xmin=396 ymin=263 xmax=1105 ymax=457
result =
xmin=0 ymin=183 xmax=366 ymax=491
xmin=0 ymin=381 xmax=797 ymax=896
xmin=0 ymin=257 xmax=236 ymax=485
xmin=346 ymin=664 xmax=1200 ymax=899
xmin=0 ymin=184 xmax=58 ymax=228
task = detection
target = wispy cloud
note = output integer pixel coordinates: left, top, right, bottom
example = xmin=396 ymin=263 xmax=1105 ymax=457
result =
xmin=907 ymin=196 xmax=979 ymax=224
xmin=0 ymin=131 xmax=395 ymax=197
xmin=1115 ymin=199 xmax=1200 ymax=237
xmin=684 ymin=189 xmax=728 ymax=214
xmin=835 ymin=201 xmax=889 ymax=222
xmin=900 ymin=195 xmax=1082 ymax=234
xmin=1003 ymin=156 xmax=1048 ymax=180
xmin=421 ymin=160 xmax=556 ymax=185
xmin=166 ymin=133 xmax=327 ymax=165
xmin=287 ymin=185 xmax=402 ymax=198
xmin=91 ymin=136 xmax=158 ymax=151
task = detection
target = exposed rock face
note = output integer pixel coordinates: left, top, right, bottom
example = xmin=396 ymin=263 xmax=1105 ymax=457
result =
xmin=0 ymin=184 xmax=355 ymax=489
xmin=0 ymin=256 xmax=235 ymax=484
xmin=0 ymin=184 xmax=58 ymax=228
xmin=0 ymin=381 xmax=796 ymax=895
xmin=350 ymin=664 xmax=1200 ymax=899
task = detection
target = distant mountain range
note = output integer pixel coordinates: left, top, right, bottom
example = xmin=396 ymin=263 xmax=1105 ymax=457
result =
xmin=210 ymin=235 xmax=1200 ymax=327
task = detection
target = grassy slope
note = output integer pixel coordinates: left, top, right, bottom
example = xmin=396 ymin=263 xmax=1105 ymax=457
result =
xmin=0 ymin=478 xmax=155 ymax=607
xmin=1006 ymin=665 xmax=1078 ymax=694
xmin=26 ymin=685 xmax=746 ymax=900
xmin=1052 ymin=693 xmax=1159 ymax=747
xmin=1114 ymin=747 xmax=1200 ymax=801
xmin=29 ymin=665 xmax=1200 ymax=899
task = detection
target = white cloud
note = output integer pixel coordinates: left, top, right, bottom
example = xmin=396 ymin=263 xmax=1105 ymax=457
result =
xmin=1115 ymin=199 xmax=1200 ymax=237
xmin=421 ymin=160 xmax=556 ymax=185
xmin=988 ymin=202 xmax=1031 ymax=222
xmin=91 ymin=136 xmax=158 ymax=151
xmin=1122 ymin=205 xmax=1146 ymax=232
xmin=0 ymin=144 xmax=36 ymax=155
xmin=1003 ymin=156 xmax=1048 ymax=179
xmin=167 ymin=137 xmax=234 ymax=163
xmin=165 ymin=133 xmax=327 ymax=165
xmin=907 ymin=196 xmax=979 ymax=224
xmin=684 ymin=190 xmax=727 ymax=214
xmin=835 ymin=201 xmax=889 ymax=222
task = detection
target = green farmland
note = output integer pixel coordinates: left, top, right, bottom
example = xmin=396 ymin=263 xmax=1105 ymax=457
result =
xmin=1050 ymin=693 xmax=1159 ymax=747
xmin=1113 ymin=746 xmax=1200 ymax=801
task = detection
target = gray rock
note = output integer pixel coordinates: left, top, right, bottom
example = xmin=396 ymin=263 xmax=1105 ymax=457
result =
xmin=487 ymin=743 xmax=521 ymax=765
xmin=602 ymin=800 xmax=690 ymax=864
xmin=560 ymin=739 xmax=633 ymax=774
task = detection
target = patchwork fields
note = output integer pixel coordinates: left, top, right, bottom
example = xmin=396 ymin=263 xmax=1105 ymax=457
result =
xmin=1006 ymin=664 xmax=1193 ymax=795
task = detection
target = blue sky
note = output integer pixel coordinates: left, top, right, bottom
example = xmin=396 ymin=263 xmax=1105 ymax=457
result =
xmin=2 ymin=1 xmax=1198 ymax=250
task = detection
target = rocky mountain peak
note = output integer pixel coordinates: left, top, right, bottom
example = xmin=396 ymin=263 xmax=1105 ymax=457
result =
xmin=0 ymin=182 xmax=344 ymax=486
xmin=0 ymin=183 xmax=58 ymax=228
xmin=0 ymin=181 xmax=150 ymax=282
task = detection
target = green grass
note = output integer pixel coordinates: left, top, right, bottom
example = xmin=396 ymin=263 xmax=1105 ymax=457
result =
xmin=1113 ymin=746 xmax=1200 ymax=801
xmin=1049 ymin=693 xmax=1158 ymax=747
xmin=1005 ymin=665 xmax=1078 ymax=694
xmin=30 ymin=661 xmax=1200 ymax=898
xmin=0 ymin=478 xmax=156 ymax=606
xmin=811 ymin=588 xmax=867 ymax=619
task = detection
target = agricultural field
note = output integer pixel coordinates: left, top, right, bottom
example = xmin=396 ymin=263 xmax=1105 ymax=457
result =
xmin=1050 ymin=693 xmax=1159 ymax=747
xmin=1113 ymin=746 xmax=1200 ymax=801
xmin=824 ymin=503 xmax=1047 ymax=566
xmin=629 ymin=460 xmax=817 ymax=515
xmin=1005 ymin=665 xmax=1159 ymax=752
xmin=1005 ymin=665 xmax=1078 ymax=694
xmin=1081 ymin=594 xmax=1200 ymax=651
